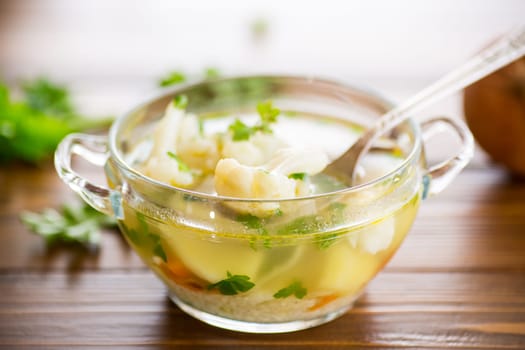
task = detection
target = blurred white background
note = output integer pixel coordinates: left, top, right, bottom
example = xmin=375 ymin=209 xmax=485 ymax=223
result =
xmin=1 ymin=0 xmax=523 ymax=115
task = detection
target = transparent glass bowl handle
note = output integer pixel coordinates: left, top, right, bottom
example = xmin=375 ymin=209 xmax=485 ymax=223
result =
xmin=54 ymin=133 xmax=121 ymax=217
xmin=420 ymin=116 xmax=475 ymax=199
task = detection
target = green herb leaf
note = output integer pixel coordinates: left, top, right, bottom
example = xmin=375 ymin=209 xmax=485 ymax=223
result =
xmin=236 ymin=214 xmax=264 ymax=230
xmin=22 ymin=78 xmax=74 ymax=117
xmin=121 ymin=224 xmax=141 ymax=245
xmin=273 ymin=281 xmax=307 ymax=299
xmin=20 ymin=202 xmax=117 ymax=248
xmin=315 ymin=233 xmax=338 ymax=249
xmin=257 ymin=100 xmax=280 ymax=125
xmin=159 ymin=71 xmax=187 ymax=87
xmin=0 ymin=79 xmax=113 ymax=164
xmin=288 ymin=172 xmax=307 ymax=181
xmin=228 ymin=119 xmax=255 ymax=141
xmin=204 ymin=67 xmax=221 ymax=80
xmin=172 ymin=94 xmax=189 ymax=109
xmin=277 ymin=215 xmax=325 ymax=235
xmin=227 ymin=101 xmax=280 ymax=142
xmin=152 ymin=236 xmax=167 ymax=263
xmin=208 ymin=271 xmax=255 ymax=295
xmin=167 ymin=151 xmax=191 ymax=172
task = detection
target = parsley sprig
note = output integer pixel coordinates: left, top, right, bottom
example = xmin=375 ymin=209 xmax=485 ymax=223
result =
xmin=228 ymin=100 xmax=280 ymax=141
xmin=20 ymin=202 xmax=117 ymax=247
xmin=0 ymin=78 xmax=113 ymax=164
xmin=273 ymin=281 xmax=307 ymax=299
xmin=159 ymin=71 xmax=186 ymax=87
xmin=207 ymin=271 xmax=255 ymax=295
xmin=288 ymin=172 xmax=307 ymax=181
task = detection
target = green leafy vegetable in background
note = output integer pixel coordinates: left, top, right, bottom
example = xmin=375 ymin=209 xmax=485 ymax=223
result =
xmin=0 ymin=78 xmax=112 ymax=164
xmin=204 ymin=67 xmax=221 ymax=80
xmin=22 ymin=78 xmax=75 ymax=116
xmin=273 ymin=281 xmax=307 ymax=299
xmin=20 ymin=202 xmax=117 ymax=248
xmin=228 ymin=100 xmax=280 ymax=141
xmin=208 ymin=271 xmax=255 ymax=295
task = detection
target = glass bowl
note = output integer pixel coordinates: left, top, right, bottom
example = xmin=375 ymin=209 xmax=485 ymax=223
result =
xmin=55 ymin=76 xmax=473 ymax=333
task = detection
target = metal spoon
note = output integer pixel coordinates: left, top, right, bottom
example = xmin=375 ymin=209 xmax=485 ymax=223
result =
xmin=325 ymin=26 xmax=525 ymax=185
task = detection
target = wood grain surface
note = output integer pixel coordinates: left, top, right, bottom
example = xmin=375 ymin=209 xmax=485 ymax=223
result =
xmin=1 ymin=1 xmax=525 ymax=348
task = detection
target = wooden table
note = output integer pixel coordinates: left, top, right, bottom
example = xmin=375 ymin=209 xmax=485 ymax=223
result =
xmin=2 ymin=154 xmax=525 ymax=349
xmin=1 ymin=1 xmax=525 ymax=348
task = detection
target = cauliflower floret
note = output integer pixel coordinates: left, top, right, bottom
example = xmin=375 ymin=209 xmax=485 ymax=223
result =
xmin=265 ymin=147 xmax=329 ymax=175
xmin=177 ymin=115 xmax=220 ymax=172
xmin=221 ymin=132 xmax=287 ymax=166
xmin=214 ymin=147 xmax=329 ymax=217
xmin=348 ymin=216 xmax=395 ymax=254
xmin=148 ymin=102 xmax=184 ymax=159
xmin=215 ymin=158 xmax=296 ymax=217
xmin=142 ymin=153 xmax=194 ymax=187
xmin=142 ymin=99 xmax=220 ymax=188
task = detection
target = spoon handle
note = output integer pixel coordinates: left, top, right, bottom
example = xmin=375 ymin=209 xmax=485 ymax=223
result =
xmin=344 ymin=26 xmax=525 ymax=182
xmin=383 ymin=26 xmax=525 ymax=129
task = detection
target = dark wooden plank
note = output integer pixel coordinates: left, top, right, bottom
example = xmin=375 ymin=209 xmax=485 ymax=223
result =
xmin=0 ymin=271 xmax=524 ymax=348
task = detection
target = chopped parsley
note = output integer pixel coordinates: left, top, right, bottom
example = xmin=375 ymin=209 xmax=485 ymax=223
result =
xmin=229 ymin=119 xmax=254 ymax=141
xmin=228 ymin=100 xmax=280 ymax=142
xmin=129 ymin=212 xmax=168 ymax=262
xmin=236 ymin=214 xmax=273 ymax=249
xmin=159 ymin=71 xmax=187 ymax=87
xmin=166 ymin=151 xmax=191 ymax=172
xmin=288 ymin=172 xmax=307 ymax=181
xmin=277 ymin=215 xmax=325 ymax=235
xmin=257 ymin=100 xmax=280 ymax=124
xmin=20 ymin=202 xmax=117 ymax=248
xmin=1 ymin=78 xmax=113 ymax=164
xmin=315 ymin=233 xmax=339 ymax=250
xmin=151 ymin=235 xmax=167 ymax=262
xmin=172 ymin=94 xmax=189 ymax=109
xmin=207 ymin=271 xmax=255 ymax=295
xmin=236 ymin=213 xmax=265 ymax=231
xmin=204 ymin=67 xmax=221 ymax=80
xmin=273 ymin=281 xmax=307 ymax=299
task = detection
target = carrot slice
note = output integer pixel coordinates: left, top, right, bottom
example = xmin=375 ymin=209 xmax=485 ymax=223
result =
xmin=159 ymin=260 xmax=208 ymax=291
xmin=308 ymin=294 xmax=339 ymax=311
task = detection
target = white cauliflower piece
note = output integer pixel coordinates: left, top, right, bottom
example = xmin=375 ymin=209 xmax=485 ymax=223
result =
xmin=348 ymin=216 xmax=395 ymax=254
xmin=265 ymin=147 xmax=329 ymax=175
xmin=215 ymin=158 xmax=296 ymax=217
xmin=142 ymin=100 xmax=219 ymax=188
xmin=142 ymin=153 xmax=194 ymax=187
xmin=214 ymin=146 xmax=329 ymax=217
xmin=177 ymin=115 xmax=220 ymax=172
xmin=148 ymin=102 xmax=184 ymax=159
xmin=221 ymin=132 xmax=287 ymax=166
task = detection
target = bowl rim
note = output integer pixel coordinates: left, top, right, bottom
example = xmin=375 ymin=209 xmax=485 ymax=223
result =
xmin=108 ymin=74 xmax=422 ymax=203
